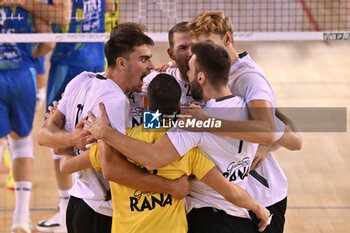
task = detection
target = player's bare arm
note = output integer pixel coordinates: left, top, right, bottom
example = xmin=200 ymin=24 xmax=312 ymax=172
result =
xmin=201 ymin=166 xmax=270 ymax=232
xmin=85 ymin=103 xmax=181 ymax=170
xmin=32 ymin=16 xmax=56 ymax=58
xmin=274 ymin=108 xmax=302 ymax=151
xmin=105 ymin=0 xmax=116 ymax=13
xmin=250 ymin=106 xmax=302 ymax=170
xmin=180 ymin=99 xmax=276 ymax=144
xmin=38 ymin=110 xmax=94 ymax=150
xmin=60 ymin=150 xmax=92 ymax=174
xmin=99 ymin=141 xmax=191 ymax=199
xmin=154 ymin=61 xmax=177 ymax=72
xmin=0 ymin=0 xmax=72 ymax=25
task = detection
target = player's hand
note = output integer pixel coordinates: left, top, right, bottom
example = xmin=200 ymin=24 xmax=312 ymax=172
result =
xmin=45 ymin=100 xmax=59 ymax=119
xmin=254 ymin=204 xmax=272 ymax=232
xmin=154 ymin=61 xmax=177 ymax=72
xmin=269 ymin=142 xmax=281 ymax=152
xmin=71 ymin=116 xmax=95 ymax=150
xmin=177 ymin=104 xmax=208 ymax=131
xmin=84 ymin=102 xmax=111 ymax=140
xmin=154 ymin=63 xmax=170 ymax=72
xmin=250 ymin=144 xmax=271 ymax=171
xmin=170 ymin=175 xmax=192 ymax=199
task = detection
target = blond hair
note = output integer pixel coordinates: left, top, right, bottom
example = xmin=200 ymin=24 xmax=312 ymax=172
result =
xmin=187 ymin=11 xmax=233 ymax=39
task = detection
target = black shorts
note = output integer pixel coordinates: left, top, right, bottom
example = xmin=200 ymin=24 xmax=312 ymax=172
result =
xmin=248 ymin=197 xmax=287 ymax=233
xmin=66 ymin=196 xmax=112 ymax=233
xmin=187 ymin=207 xmax=259 ymax=233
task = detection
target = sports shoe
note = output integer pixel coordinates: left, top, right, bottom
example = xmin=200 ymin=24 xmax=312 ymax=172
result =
xmin=37 ymin=212 xmax=67 ymax=233
xmin=6 ymin=169 xmax=14 ymax=190
xmin=12 ymin=216 xmax=32 ymax=233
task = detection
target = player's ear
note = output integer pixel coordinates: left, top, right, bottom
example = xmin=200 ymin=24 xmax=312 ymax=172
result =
xmin=142 ymin=96 xmax=148 ymax=109
xmin=167 ymin=48 xmax=175 ymax=61
xmin=197 ymin=72 xmax=207 ymax=85
xmin=116 ymin=57 xmax=127 ymax=70
xmin=223 ymin=32 xmax=232 ymax=46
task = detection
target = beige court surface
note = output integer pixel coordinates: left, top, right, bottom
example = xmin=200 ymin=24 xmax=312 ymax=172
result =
xmin=1 ymin=41 xmax=350 ymax=233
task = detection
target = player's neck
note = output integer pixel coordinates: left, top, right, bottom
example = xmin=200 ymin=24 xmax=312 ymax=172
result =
xmin=203 ymin=85 xmax=232 ymax=102
xmin=228 ymin=45 xmax=239 ymax=65
xmin=105 ymin=68 xmax=127 ymax=93
xmin=179 ymin=70 xmax=189 ymax=83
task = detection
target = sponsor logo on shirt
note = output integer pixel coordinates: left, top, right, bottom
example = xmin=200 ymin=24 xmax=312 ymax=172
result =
xmin=130 ymin=192 xmax=173 ymax=212
xmin=130 ymin=169 xmax=173 ymax=212
xmin=223 ymin=157 xmax=250 ymax=182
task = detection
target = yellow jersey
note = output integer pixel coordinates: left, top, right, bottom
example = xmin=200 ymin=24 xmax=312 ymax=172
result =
xmin=89 ymin=125 xmax=215 ymax=233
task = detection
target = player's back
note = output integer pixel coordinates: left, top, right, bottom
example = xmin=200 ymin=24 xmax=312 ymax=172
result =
xmin=105 ymin=125 xmax=214 ymax=233
xmin=57 ymin=71 xmax=126 ymax=215
xmin=229 ymin=52 xmax=276 ymax=107
xmin=167 ymin=95 xmax=258 ymax=219
xmin=229 ymin=52 xmax=288 ymax=208
xmin=60 ymin=72 xmax=126 ymax=133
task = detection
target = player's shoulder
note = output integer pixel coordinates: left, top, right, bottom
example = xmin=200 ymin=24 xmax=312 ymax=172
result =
xmin=71 ymin=71 xmax=96 ymax=83
xmin=166 ymin=67 xmax=184 ymax=84
xmin=91 ymin=73 xmax=126 ymax=98
xmin=207 ymin=95 xmax=246 ymax=108
xmin=63 ymin=71 xmax=92 ymax=94
xmin=126 ymin=125 xmax=143 ymax=138
xmin=127 ymin=125 xmax=167 ymax=143
xmin=143 ymin=71 xmax=160 ymax=83
xmin=66 ymin=71 xmax=104 ymax=93
xmin=236 ymin=72 xmax=270 ymax=86
xmin=181 ymin=147 xmax=207 ymax=163
xmin=165 ymin=67 xmax=178 ymax=77
xmin=184 ymin=147 xmax=202 ymax=156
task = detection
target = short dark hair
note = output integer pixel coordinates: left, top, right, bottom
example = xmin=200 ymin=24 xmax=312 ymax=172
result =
xmin=104 ymin=30 xmax=154 ymax=68
xmin=110 ymin=22 xmax=147 ymax=37
xmin=147 ymin=74 xmax=181 ymax=115
xmin=191 ymin=42 xmax=231 ymax=89
xmin=168 ymin=22 xmax=189 ymax=49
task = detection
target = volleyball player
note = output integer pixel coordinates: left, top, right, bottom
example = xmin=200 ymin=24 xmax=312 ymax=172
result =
xmin=37 ymin=1 xmax=116 ymax=232
xmin=0 ymin=5 xmax=65 ymax=233
xmin=182 ymin=11 xmax=302 ymax=233
xmin=34 ymin=56 xmax=47 ymax=111
xmin=37 ymin=30 xmax=192 ymax=233
xmin=128 ymin=22 xmax=204 ymax=128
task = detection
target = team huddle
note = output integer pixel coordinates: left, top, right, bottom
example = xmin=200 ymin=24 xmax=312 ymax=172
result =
xmin=40 ymin=11 xmax=302 ymax=233
xmin=0 ymin=3 xmax=302 ymax=233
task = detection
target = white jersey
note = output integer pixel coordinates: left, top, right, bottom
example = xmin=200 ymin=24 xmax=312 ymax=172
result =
xmin=127 ymin=67 xmax=205 ymax=127
xmin=58 ymin=71 xmax=130 ymax=216
xmin=167 ymin=96 xmax=258 ymax=219
xmin=229 ymin=52 xmax=288 ymax=207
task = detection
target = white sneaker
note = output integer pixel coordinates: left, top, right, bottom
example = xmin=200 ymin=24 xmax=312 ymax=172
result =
xmin=12 ymin=216 xmax=32 ymax=233
xmin=37 ymin=212 xmax=67 ymax=233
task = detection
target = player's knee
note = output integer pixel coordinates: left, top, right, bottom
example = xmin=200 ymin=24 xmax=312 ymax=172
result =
xmin=8 ymin=136 xmax=34 ymax=159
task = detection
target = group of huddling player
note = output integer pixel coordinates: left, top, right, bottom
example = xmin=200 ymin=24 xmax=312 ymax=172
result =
xmin=0 ymin=1 xmax=302 ymax=233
